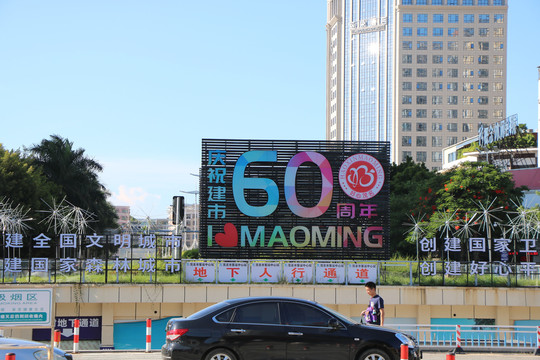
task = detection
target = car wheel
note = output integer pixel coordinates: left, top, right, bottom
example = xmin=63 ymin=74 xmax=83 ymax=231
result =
xmin=359 ymin=348 xmax=392 ymax=360
xmin=205 ymin=348 xmax=237 ymax=360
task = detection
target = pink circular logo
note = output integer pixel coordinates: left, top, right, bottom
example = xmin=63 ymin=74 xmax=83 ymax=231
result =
xmin=339 ymin=154 xmax=384 ymax=200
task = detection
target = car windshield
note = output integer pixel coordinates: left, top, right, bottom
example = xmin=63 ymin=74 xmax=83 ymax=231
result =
xmin=317 ymin=303 xmax=358 ymax=324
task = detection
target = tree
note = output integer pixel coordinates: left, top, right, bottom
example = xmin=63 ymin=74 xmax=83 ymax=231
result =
xmin=27 ymin=135 xmax=118 ymax=232
xmin=0 ymin=145 xmax=60 ymax=213
xmin=389 ymin=157 xmax=445 ymax=256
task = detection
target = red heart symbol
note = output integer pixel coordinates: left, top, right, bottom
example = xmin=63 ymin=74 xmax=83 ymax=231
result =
xmin=215 ymin=223 xmax=238 ymax=247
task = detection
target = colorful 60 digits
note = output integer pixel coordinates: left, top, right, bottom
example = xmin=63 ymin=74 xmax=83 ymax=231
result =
xmin=233 ymin=150 xmax=369 ymax=218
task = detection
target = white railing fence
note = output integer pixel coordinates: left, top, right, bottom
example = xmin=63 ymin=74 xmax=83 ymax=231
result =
xmin=387 ymin=324 xmax=540 ymax=353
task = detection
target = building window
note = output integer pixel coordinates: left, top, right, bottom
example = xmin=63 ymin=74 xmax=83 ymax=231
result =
xmin=433 ymin=28 xmax=443 ymax=37
xmin=464 ymin=28 xmax=474 ymax=37
xmin=463 ymin=0 xmax=475 ymax=5
xmin=463 ymin=69 xmax=474 ymax=77
xmin=479 ymin=14 xmax=490 ymax=23
xmin=402 ymin=0 xmax=413 ymax=4
xmin=463 ymin=109 xmax=474 ymax=118
xmin=447 ymin=82 xmax=458 ymax=91
xmin=432 ymin=55 xmax=443 ymax=64
xmin=432 ymin=41 xmax=443 ymax=50
xmin=416 ymin=109 xmax=427 ymax=118
xmin=402 ymin=136 xmax=412 ymax=147
xmin=447 ymin=0 xmax=458 ymax=5
xmin=478 ymin=0 xmax=489 ymax=5
xmin=464 ymin=14 xmax=474 ymax=23
xmin=479 ymin=42 xmax=489 ymax=50
xmin=463 ymin=123 xmax=473 ymax=132
xmin=447 ymin=55 xmax=458 ymax=64
xmin=478 ymin=82 xmax=489 ymax=92
xmin=463 ymin=82 xmax=475 ymax=91
xmin=432 ymin=109 xmax=443 ymax=118
xmin=417 ymin=82 xmax=427 ymax=91
xmin=417 ymin=14 xmax=428 ymax=23
xmin=416 ymin=152 xmax=427 ymax=163
xmin=447 ymin=69 xmax=458 ymax=78
xmin=417 ymin=95 xmax=427 ymax=104
xmin=402 ymin=55 xmax=412 ymax=64
xmin=447 ymin=110 xmax=458 ymax=120
xmin=417 ymin=41 xmax=428 ymax=50
xmin=416 ymin=122 xmax=427 ymax=132
xmin=493 ymin=96 xmax=503 ymax=105
xmin=416 ymin=136 xmax=427 ymax=147
xmin=464 ymin=41 xmax=474 ymax=50
xmin=402 ymin=122 xmax=412 ymax=131
xmin=494 ymin=14 xmax=504 ymax=23
xmin=479 ymin=28 xmax=489 ymax=37
xmin=402 ymin=41 xmax=413 ymax=50
xmin=494 ymin=28 xmax=504 ymax=37
xmin=495 ymin=42 xmax=504 ymax=50
xmin=447 ymin=137 xmax=458 ymax=146
xmin=432 ymin=96 xmax=443 ymax=105
xmin=478 ymin=96 xmax=489 ymax=105
xmin=402 ymin=151 xmax=412 ymax=162
xmin=478 ymin=110 xmax=488 ymax=119
xmin=447 ymin=42 xmax=458 ymax=51
xmin=432 ymin=123 xmax=443 ymax=132
xmin=416 ymin=0 xmax=427 ymax=4
xmin=402 ymin=109 xmax=412 ymax=117
xmin=417 ymin=68 xmax=427 ymax=77
xmin=478 ymin=55 xmax=489 ymax=64
xmin=403 ymin=27 xmax=413 ymax=36
xmin=433 ymin=14 xmax=444 ymax=23
xmin=402 ymin=68 xmax=412 ymax=77
xmin=432 ymin=136 xmax=443 ymax=147
xmin=432 ymin=151 xmax=442 ymax=162
xmin=402 ymin=95 xmax=412 ymax=104
xmin=448 ymin=96 xmax=458 ymax=105
xmin=463 ymin=55 xmax=474 ymax=64
xmin=493 ymin=110 xmax=504 ymax=119
xmin=448 ymin=28 xmax=459 ymax=37
xmin=448 ymin=14 xmax=459 ymax=23
xmin=432 ymin=68 xmax=443 ymax=77
xmin=493 ymin=82 xmax=503 ymax=91
xmin=417 ymin=28 xmax=428 ymax=36
xmin=463 ymin=96 xmax=474 ymax=104
xmin=403 ymin=14 xmax=413 ymax=22
xmin=402 ymin=82 xmax=412 ymax=91
xmin=478 ymin=69 xmax=489 ymax=78
xmin=493 ymin=69 xmax=503 ymax=78
xmin=493 ymin=55 xmax=503 ymax=65
xmin=493 ymin=0 xmax=505 ymax=5
xmin=432 ymin=82 xmax=443 ymax=91
xmin=432 ymin=0 xmax=443 ymax=4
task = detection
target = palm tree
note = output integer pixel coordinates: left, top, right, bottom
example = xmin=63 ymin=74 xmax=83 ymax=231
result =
xmin=27 ymin=135 xmax=117 ymax=231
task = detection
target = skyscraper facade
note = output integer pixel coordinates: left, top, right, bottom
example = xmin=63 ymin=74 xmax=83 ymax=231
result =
xmin=326 ymin=0 xmax=507 ymax=170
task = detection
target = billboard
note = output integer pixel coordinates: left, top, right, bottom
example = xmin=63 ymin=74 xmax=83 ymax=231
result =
xmin=199 ymin=139 xmax=390 ymax=260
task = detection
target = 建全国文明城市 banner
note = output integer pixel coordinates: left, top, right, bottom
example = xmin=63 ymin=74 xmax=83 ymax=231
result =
xmin=199 ymin=139 xmax=390 ymax=260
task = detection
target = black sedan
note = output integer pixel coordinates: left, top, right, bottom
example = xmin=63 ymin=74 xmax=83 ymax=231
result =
xmin=161 ymin=296 xmax=421 ymax=360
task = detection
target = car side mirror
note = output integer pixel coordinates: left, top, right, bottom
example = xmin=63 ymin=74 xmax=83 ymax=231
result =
xmin=328 ymin=318 xmax=340 ymax=329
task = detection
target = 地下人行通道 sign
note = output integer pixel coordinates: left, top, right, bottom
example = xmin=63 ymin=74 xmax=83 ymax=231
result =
xmin=0 ymin=288 xmax=53 ymax=327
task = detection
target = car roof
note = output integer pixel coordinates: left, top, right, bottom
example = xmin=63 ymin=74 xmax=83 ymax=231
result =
xmin=222 ymin=296 xmax=319 ymax=306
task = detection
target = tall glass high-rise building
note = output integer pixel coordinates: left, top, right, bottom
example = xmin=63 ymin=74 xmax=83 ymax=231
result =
xmin=326 ymin=0 xmax=508 ymax=170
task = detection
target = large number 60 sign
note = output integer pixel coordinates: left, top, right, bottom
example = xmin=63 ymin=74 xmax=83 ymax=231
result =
xmin=233 ymin=150 xmax=334 ymax=218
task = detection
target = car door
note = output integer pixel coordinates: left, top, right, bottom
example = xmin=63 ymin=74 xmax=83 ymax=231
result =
xmin=281 ymin=301 xmax=352 ymax=360
xmin=221 ymin=301 xmax=287 ymax=360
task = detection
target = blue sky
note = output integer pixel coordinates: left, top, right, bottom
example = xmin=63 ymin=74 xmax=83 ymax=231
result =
xmin=0 ymin=1 xmax=538 ymax=218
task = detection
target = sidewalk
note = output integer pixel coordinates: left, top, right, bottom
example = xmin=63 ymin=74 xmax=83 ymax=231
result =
xmin=70 ymin=350 xmax=540 ymax=360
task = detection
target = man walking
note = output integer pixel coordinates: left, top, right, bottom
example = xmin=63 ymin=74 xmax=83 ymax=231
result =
xmin=361 ymin=281 xmax=384 ymax=326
